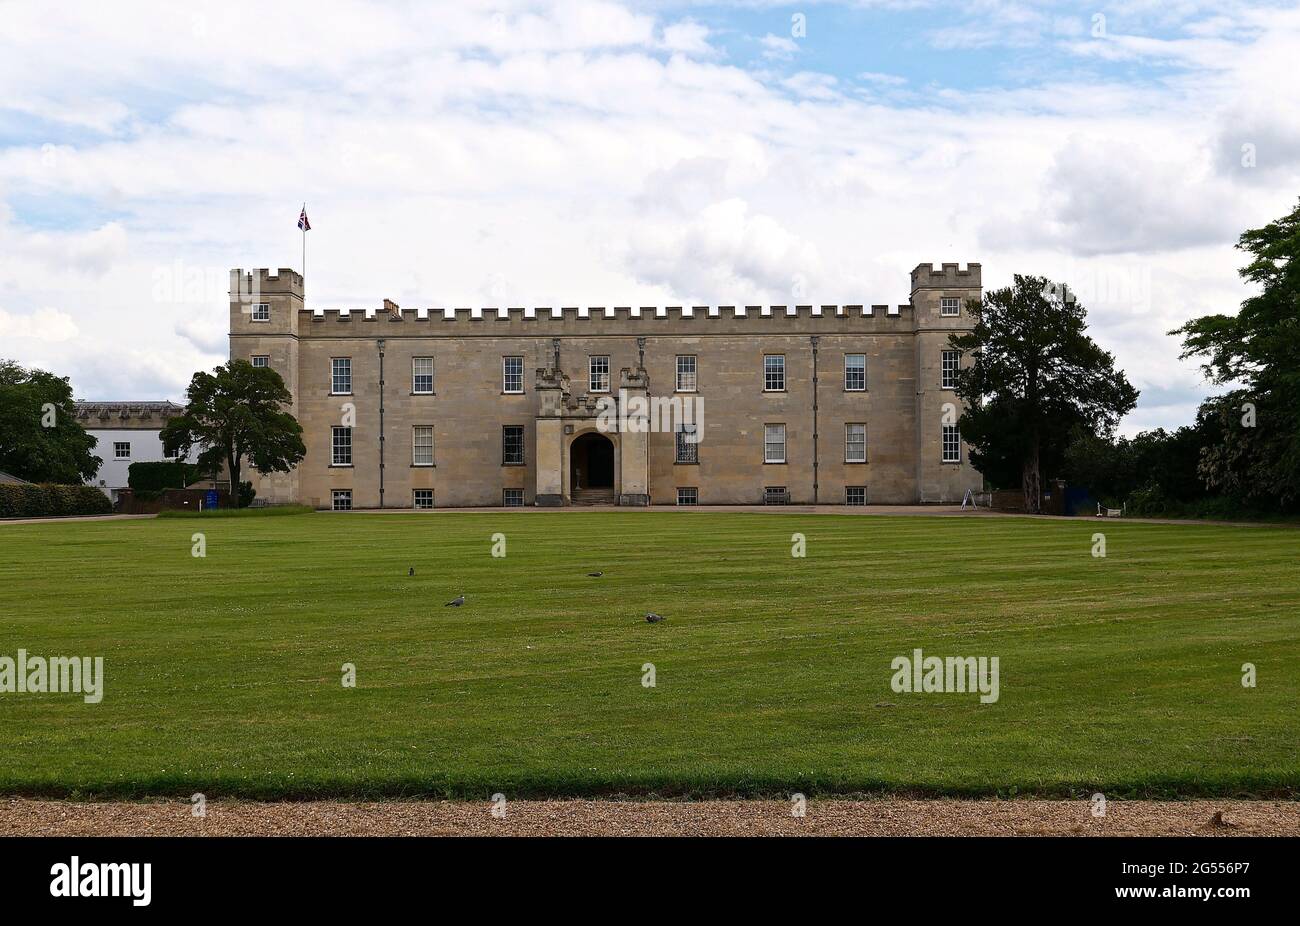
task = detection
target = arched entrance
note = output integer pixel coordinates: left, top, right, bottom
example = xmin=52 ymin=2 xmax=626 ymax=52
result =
xmin=570 ymin=432 xmax=614 ymax=491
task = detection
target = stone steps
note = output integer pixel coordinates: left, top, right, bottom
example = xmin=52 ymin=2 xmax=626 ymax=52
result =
xmin=571 ymin=488 xmax=616 ymax=506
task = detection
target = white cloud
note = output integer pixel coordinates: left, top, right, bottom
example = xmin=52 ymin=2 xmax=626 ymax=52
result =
xmin=0 ymin=307 xmax=79 ymax=342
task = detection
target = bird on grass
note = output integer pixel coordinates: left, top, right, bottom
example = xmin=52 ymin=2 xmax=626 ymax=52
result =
xmin=645 ymin=612 xmax=665 ymax=623
xmin=587 ymin=571 xmax=603 ymax=578
xmin=445 ymin=595 xmax=465 ymax=607
xmin=409 ymin=567 xmax=415 ymax=576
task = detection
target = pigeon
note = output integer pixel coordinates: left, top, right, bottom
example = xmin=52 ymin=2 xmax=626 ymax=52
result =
xmin=587 ymin=571 xmax=603 ymax=578
xmin=409 ymin=567 xmax=415 ymax=576
xmin=445 ymin=595 xmax=465 ymax=607
xmin=645 ymin=612 xmax=664 ymax=623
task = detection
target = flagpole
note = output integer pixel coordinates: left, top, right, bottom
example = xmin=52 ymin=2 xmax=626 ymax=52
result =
xmin=301 ymin=202 xmax=307 ymax=303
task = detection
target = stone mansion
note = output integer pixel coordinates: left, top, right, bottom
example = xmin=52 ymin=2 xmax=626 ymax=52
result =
xmin=227 ymin=263 xmax=983 ymax=509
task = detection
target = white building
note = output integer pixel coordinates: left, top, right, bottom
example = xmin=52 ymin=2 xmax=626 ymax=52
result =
xmin=74 ymin=401 xmax=200 ymax=502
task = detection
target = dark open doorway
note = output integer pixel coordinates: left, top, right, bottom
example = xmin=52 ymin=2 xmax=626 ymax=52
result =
xmin=571 ymin=433 xmax=614 ymax=490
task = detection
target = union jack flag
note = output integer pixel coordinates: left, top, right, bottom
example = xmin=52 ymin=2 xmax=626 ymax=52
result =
xmin=298 ymin=206 xmax=311 ymax=231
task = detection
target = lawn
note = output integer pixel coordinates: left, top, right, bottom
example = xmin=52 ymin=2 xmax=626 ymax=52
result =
xmin=1 ymin=511 xmax=1297 ymax=799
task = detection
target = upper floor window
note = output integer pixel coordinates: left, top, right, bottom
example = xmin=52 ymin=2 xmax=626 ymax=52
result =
xmin=764 ymin=423 xmax=786 ymax=463
xmin=675 ymin=423 xmax=699 ymax=464
xmin=331 ymin=357 xmax=352 ymax=395
xmin=676 ymin=355 xmax=697 ymax=392
xmin=845 ymin=423 xmax=867 ymax=463
xmin=940 ymin=297 xmax=960 ymax=316
xmin=589 ymin=355 xmax=610 ymax=393
xmin=251 ymin=303 xmax=270 ymax=321
xmin=412 ymin=357 xmax=434 ymax=394
xmin=942 ymin=424 xmax=961 ymax=463
xmin=412 ymin=426 xmax=434 ymax=466
xmin=113 ymin=442 xmax=131 ymax=459
xmin=844 ymin=354 xmax=866 ymax=391
xmin=503 ymin=356 xmax=524 ymax=394
xmin=941 ymin=350 xmax=960 ymax=389
xmin=251 ymin=355 xmax=269 ymax=368
xmin=764 ymin=355 xmax=785 ymax=392
xmin=502 ymin=425 xmax=525 ymax=465
xmin=331 ymin=426 xmax=352 ymax=466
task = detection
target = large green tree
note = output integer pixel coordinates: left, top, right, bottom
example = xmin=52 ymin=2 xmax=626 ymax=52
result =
xmin=161 ymin=360 xmax=306 ymax=507
xmin=1172 ymin=198 xmax=1300 ymax=508
xmin=950 ymin=276 xmax=1138 ymax=513
xmin=0 ymin=359 xmax=100 ymax=483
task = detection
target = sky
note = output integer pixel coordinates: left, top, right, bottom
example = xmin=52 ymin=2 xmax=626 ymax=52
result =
xmin=1 ymin=0 xmax=1298 ymax=434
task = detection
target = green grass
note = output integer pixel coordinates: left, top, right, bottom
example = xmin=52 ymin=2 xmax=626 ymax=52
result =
xmin=156 ymin=504 xmax=315 ymax=518
xmin=1 ymin=511 xmax=1297 ymax=800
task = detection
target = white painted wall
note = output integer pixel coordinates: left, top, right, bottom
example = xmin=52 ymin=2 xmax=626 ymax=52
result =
xmin=85 ymin=428 xmax=200 ymax=499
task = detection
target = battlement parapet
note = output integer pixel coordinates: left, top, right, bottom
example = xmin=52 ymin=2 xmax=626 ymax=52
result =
xmin=910 ymin=262 xmax=981 ymax=292
xmin=230 ymin=268 xmax=304 ymax=300
xmin=299 ymin=303 xmax=916 ymax=322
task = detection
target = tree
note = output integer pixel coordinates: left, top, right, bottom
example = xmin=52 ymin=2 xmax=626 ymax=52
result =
xmin=950 ymin=276 xmax=1138 ymax=513
xmin=0 ymin=359 xmax=100 ymax=484
xmin=1172 ymin=198 xmax=1300 ymax=508
xmin=161 ymin=360 xmax=305 ymax=507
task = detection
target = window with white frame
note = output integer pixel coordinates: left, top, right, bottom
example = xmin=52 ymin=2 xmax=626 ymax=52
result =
xmin=677 ymin=487 xmax=698 ymax=506
xmin=675 ymin=423 xmax=698 ymax=464
xmin=502 ymin=425 xmax=524 ymax=465
xmin=676 ymin=355 xmax=697 ymax=392
xmin=941 ymin=297 xmax=960 ymax=316
xmin=251 ymin=355 xmax=269 ymax=368
xmin=503 ymin=356 xmax=524 ymax=394
xmin=251 ymin=303 xmax=270 ymax=321
xmin=588 ymin=355 xmax=610 ymax=393
xmin=844 ymin=353 xmax=866 ymax=391
xmin=412 ymin=357 xmax=434 ymax=394
xmin=764 ymin=354 xmax=785 ymax=391
xmin=764 ymin=486 xmax=788 ymax=505
xmin=942 ymin=424 xmax=961 ymax=462
xmin=413 ymin=489 xmax=434 ymax=510
xmin=113 ymin=441 xmax=131 ymax=459
xmin=941 ymin=350 xmax=960 ymax=389
xmin=846 ymin=486 xmax=867 ymax=506
xmin=332 ymin=489 xmax=352 ymax=511
xmin=331 ymin=426 xmax=352 ymax=466
xmin=503 ymin=488 xmax=525 ymax=507
xmin=845 ymin=423 xmax=867 ymax=462
xmin=331 ymin=357 xmax=352 ymax=394
xmin=764 ymin=423 xmax=786 ymax=463
xmin=412 ymin=426 xmax=434 ymax=466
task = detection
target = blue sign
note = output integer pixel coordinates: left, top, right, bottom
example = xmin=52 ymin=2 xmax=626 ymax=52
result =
xmin=205 ymin=490 xmax=219 ymax=510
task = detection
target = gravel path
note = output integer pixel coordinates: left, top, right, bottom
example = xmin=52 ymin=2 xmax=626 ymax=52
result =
xmin=3 ymin=798 xmax=1297 ymax=836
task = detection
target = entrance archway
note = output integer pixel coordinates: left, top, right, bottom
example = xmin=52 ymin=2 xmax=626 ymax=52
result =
xmin=570 ymin=432 xmax=614 ymax=490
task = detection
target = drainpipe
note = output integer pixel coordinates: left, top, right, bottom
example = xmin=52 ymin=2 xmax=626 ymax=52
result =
xmin=811 ymin=335 xmax=819 ymax=505
xmin=378 ymin=338 xmax=386 ymax=509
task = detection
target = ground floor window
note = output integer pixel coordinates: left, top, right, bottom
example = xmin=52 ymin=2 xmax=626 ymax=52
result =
xmin=677 ymin=487 xmax=698 ymax=506
xmin=846 ymin=486 xmax=867 ymax=506
xmin=502 ymin=425 xmax=525 ymax=465
xmin=503 ymin=488 xmax=525 ymax=507
xmin=113 ymin=441 xmax=131 ymax=459
xmin=413 ymin=489 xmax=434 ymax=509
xmin=332 ymin=426 xmax=352 ymax=466
xmin=942 ymin=424 xmax=961 ymax=463
xmin=764 ymin=486 xmax=788 ymax=505
xmin=332 ymin=489 xmax=352 ymax=511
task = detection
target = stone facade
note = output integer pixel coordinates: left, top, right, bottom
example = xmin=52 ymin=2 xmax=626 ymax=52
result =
xmin=74 ymin=401 xmax=198 ymax=500
xmin=228 ymin=264 xmax=983 ymax=508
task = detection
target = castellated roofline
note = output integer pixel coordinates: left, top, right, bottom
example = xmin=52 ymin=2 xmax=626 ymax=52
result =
xmin=297 ymin=303 xmax=914 ymax=321
xmin=910 ymin=262 xmax=982 ymax=291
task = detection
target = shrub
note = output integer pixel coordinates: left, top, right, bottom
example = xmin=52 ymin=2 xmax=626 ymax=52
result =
xmin=127 ymin=461 xmax=205 ymax=492
xmin=237 ymin=481 xmax=256 ymax=508
xmin=0 ymin=483 xmax=112 ymax=518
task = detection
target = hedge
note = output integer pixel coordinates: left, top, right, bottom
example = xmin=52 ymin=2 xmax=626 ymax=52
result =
xmin=127 ymin=461 xmax=205 ymax=492
xmin=0 ymin=483 xmax=113 ymax=519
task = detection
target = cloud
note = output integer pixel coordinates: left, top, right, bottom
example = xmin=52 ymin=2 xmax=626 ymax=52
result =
xmin=0 ymin=307 xmax=79 ymax=342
